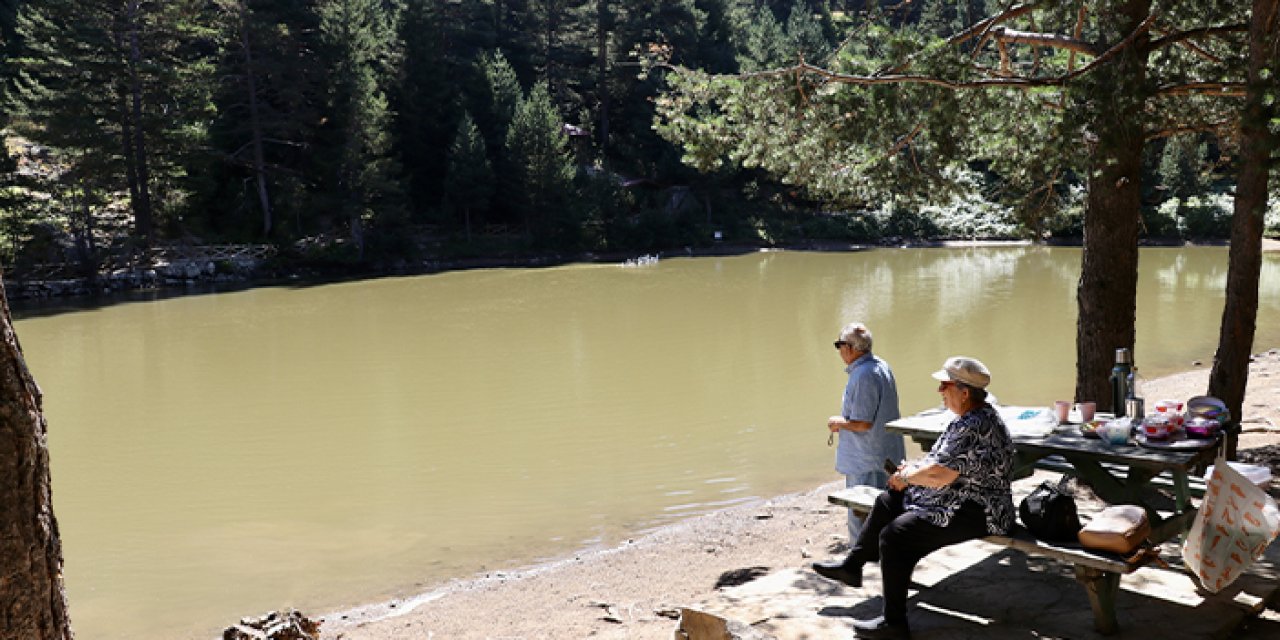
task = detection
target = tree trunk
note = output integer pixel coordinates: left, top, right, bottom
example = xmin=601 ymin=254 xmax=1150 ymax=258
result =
xmin=597 ymin=0 xmax=609 ymax=157
xmin=0 ymin=279 xmax=74 ymax=639
xmin=1208 ymin=0 xmax=1279 ymax=459
xmin=237 ymin=7 xmax=274 ymax=238
xmin=126 ymin=1 xmax=154 ymax=245
xmin=1075 ymin=0 xmax=1151 ymax=410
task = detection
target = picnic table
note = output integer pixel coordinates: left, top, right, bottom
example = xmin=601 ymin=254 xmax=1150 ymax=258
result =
xmin=830 ymin=405 xmax=1222 ymax=634
xmin=888 ymin=405 xmax=1219 ymax=542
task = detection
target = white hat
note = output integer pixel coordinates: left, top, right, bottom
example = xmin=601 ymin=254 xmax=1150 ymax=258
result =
xmin=931 ymin=356 xmax=991 ymax=390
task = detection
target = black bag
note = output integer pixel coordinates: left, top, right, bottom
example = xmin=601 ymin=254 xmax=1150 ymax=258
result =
xmin=1019 ymin=478 xmax=1082 ymax=542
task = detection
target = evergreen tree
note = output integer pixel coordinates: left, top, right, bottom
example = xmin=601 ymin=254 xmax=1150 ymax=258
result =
xmin=505 ymin=81 xmax=576 ymax=244
xmin=445 ymin=111 xmax=494 ymax=241
xmin=657 ymin=0 xmax=1256 ymax=408
xmin=1158 ymin=136 xmax=1209 ymax=201
xmin=465 ymin=50 xmax=523 ymax=228
xmin=396 ymin=0 xmax=457 ymax=219
xmin=784 ymin=0 xmax=831 ymax=64
xmin=315 ymin=0 xmax=406 ymax=259
xmin=207 ymin=0 xmax=326 ymax=239
xmin=10 ymin=0 xmax=216 ymax=248
xmin=736 ymin=3 xmax=787 ymax=70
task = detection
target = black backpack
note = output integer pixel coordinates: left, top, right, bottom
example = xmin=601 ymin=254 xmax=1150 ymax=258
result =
xmin=1018 ymin=477 xmax=1083 ymax=542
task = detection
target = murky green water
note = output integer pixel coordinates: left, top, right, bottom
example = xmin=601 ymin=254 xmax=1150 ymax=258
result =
xmin=14 ymin=246 xmax=1280 ymax=638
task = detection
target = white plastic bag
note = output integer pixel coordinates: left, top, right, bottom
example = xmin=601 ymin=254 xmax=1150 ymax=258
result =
xmin=1182 ymin=457 xmax=1280 ymax=593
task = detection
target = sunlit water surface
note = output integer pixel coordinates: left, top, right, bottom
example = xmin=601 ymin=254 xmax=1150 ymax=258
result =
xmin=15 ymin=246 xmax=1280 ymax=638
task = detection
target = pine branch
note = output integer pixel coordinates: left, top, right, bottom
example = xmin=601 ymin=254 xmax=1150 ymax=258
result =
xmin=1148 ymin=24 xmax=1248 ymax=52
xmin=1146 ymin=120 xmax=1233 ymax=140
xmin=988 ymin=26 xmax=1099 ymax=57
xmin=1157 ymin=82 xmax=1246 ymax=97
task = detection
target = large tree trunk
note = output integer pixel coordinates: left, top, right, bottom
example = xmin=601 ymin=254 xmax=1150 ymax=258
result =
xmin=1075 ymin=0 xmax=1152 ymax=410
xmin=240 ymin=11 xmax=274 ymax=238
xmin=1208 ymin=0 xmax=1280 ymax=459
xmin=596 ymin=0 xmax=610 ymax=157
xmin=125 ymin=1 xmax=154 ymax=245
xmin=0 ymin=279 xmax=74 ymax=639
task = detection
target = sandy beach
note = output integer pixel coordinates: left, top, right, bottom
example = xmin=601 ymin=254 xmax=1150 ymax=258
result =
xmin=315 ymin=348 xmax=1280 ymax=639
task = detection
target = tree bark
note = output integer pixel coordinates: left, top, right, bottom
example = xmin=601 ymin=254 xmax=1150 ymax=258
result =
xmin=0 ymin=278 xmax=74 ymax=639
xmin=125 ymin=0 xmax=154 ymax=245
xmin=596 ymin=0 xmax=609 ymax=158
xmin=1075 ymin=0 xmax=1151 ymax=410
xmin=237 ymin=6 xmax=274 ymax=238
xmin=1208 ymin=0 xmax=1279 ymax=459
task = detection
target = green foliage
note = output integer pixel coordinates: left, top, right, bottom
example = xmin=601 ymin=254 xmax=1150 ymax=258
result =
xmin=1157 ymin=136 xmax=1212 ymax=201
xmin=1 ymin=0 xmax=1269 ymax=272
xmin=9 ymin=0 xmax=218 ymax=247
xmin=736 ymin=3 xmax=787 ymax=71
xmin=506 ymin=81 xmax=578 ymax=246
xmin=315 ymin=0 xmax=407 ymax=258
xmin=445 ymin=111 xmax=494 ymax=237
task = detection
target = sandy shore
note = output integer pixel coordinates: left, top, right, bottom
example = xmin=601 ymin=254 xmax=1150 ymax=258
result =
xmin=321 ymin=350 xmax=1280 ymax=639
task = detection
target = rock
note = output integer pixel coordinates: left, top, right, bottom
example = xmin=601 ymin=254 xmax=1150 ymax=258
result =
xmin=223 ymin=609 xmax=320 ymax=640
xmin=674 ymin=608 xmax=775 ymax=639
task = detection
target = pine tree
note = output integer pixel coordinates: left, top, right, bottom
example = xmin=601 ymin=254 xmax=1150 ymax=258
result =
xmin=315 ymin=0 xmax=406 ymax=259
xmin=1158 ymin=136 xmax=1209 ymax=202
xmin=208 ymin=0 xmax=326 ymax=239
xmin=470 ymin=50 xmax=523 ymax=226
xmin=445 ymin=111 xmax=494 ymax=241
xmin=784 ymin=0 xmax=831 ymax=64
xmin=505 ymin=81 xmax=576 ymax=244
xmin=395 ymin=0 xmax=457 ymax=218
xmin=10 ymin=0 xmax=217 ymax=247
xmin=736 ymin=3 xmax=787 ymax=70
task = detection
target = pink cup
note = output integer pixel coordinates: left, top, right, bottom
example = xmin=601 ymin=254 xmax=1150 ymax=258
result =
xmin=1053 ymin=400 xmax=1070 ymax=424
xmin=1077 ymin=402 xmax=1096 ymax=422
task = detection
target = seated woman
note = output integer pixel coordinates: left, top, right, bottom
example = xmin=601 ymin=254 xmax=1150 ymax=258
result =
xmin=812 ymin=356 xmax=1015 ymax=639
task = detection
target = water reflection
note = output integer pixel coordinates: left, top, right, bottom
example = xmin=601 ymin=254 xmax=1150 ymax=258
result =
xmin=14 ymin=246 xmax=1278 ymax=639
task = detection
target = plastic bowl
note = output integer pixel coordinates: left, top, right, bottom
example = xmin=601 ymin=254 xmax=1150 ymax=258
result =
xmin=1098 ymin=421 xmax=1131 ymax=446
xmin=1187 ymin=395 xmax=1229 ymax=421
xmin=1153 ymin=399 xmax=1183 ymax=414
xmin=1142 ymin=420 xmax=1174 ymax=440
xmin=1185 ymin=416 xmax=1220 ymax=439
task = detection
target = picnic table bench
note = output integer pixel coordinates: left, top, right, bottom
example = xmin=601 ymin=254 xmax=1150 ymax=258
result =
xmin=826 ymin=406 xmax=1224 ymax=635
xmin=829 ymin=483 xmax=1164 ymax=635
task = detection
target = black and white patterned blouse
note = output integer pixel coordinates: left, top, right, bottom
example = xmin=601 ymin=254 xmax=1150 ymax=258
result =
xmin=905 ymin=403 xmax=1015 ymax=535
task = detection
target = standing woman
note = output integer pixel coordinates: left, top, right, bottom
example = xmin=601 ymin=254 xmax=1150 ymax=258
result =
xmin=816 ymin=356 xmax=1015 ymax=640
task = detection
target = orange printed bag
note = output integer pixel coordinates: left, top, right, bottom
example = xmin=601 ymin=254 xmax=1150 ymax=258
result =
xmin=1181 ymin=457 xmax=1280 ymax=593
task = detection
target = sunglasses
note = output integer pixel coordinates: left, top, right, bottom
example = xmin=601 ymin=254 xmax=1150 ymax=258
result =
xmin=833 ymin=341 xmax=850 ymax=349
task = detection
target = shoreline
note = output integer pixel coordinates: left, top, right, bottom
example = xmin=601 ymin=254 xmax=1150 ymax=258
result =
xmin=11 ymin=238 xmax=1279 ymax=308
xmin=318 ymin=349 xmax=1280 ymax=639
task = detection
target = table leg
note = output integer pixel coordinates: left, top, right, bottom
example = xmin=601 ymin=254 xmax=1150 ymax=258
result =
xmin=1073 ymin=565 xmax=1121 ymax=635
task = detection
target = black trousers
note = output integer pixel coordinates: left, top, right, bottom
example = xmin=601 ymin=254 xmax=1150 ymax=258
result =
xmin=846 ymin=489 xmax=989 ymax=624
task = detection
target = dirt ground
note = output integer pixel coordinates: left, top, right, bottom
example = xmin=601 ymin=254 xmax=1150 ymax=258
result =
xmin=320 ymin=349 xmax=1280 ymax=639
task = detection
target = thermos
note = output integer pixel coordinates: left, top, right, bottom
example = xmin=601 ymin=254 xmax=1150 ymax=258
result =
xmin=1126 ymin=367 xmax=1145 ymax=418
xmin=1110 ymin=348 xmax=1132 ymax=417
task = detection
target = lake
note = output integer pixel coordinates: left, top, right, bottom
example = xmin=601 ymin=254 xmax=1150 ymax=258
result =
xmin=14 ymin=246 xmax=1280 ymax=638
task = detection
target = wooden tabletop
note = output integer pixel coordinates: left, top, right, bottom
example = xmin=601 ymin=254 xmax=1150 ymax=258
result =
xmin=887 ymin=407 xmax=1219 ymax=473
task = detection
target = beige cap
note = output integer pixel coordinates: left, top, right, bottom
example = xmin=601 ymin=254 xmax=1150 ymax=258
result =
xmin=931 ymin=356 xmax=991 ymax=389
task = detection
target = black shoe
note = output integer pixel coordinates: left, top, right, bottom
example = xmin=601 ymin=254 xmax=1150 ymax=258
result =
xmin=852 ymin=616 xmax=910 ymax=639
xmin=811 ymin=559 xmax=863 ymax=587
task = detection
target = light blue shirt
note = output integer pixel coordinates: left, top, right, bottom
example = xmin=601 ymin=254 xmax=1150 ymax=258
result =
xmin=835 ymin=352 xmax=905 ymax=476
